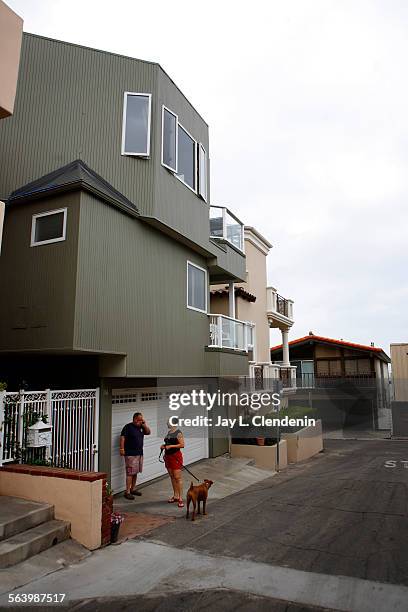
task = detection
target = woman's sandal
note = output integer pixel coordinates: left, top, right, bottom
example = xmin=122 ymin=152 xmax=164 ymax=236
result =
xmin=168 ymin=497 xmax=177 ymax=503
xmin=177 ymin=499 xmax=184 ymax=508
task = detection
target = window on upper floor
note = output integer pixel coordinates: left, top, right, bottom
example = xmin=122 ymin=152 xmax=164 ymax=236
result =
xmin=187 ymin=261 xmax=207 ymax=313
xmin=177 ymin=124 xmax=196 ymax=191
xmin=161 ymin=106 xmax=178 ymax=172
xmin=198 ymin=144 xmax=208 ymax=202
xmin=121 ymin=92 xmax=152 ymax=157
xmin=31 ymin=208 xmax=67 ymax=247
xmin=161 ymin=105 xmax=207 ymax=200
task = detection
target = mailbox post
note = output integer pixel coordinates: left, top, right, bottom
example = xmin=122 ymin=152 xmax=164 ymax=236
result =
xmin=26 ymin=419 xmax=53 ymax=460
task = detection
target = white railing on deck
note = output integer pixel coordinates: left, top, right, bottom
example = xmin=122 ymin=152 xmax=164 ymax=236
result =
xmin=209 ymin=314 xmax=255 ymax=352
xmin=266 ymin=287 xmax=294 ymax=321
xmin=209 ymin=206 xmax=245 ymax=252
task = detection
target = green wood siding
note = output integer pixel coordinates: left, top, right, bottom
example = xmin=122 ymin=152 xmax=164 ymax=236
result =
xmin=204 ymin=349 xmax=249 ymax=376
xmin=0 ymin=34 xmax=245 ymax=281
xmin=0 ymin=34 xmax=157 ymax=216
xmin=151 ymin=68 xmax=211 ymax=250
xmin=0 ymin=193 xmax=80 ymax=351
xmin=0 ymin=35 xmax=212 ymax=252
xmin=0 ymin=34 xmax=248 ymax=377
xmin=74 ymin=192 xmax=210 ymax=376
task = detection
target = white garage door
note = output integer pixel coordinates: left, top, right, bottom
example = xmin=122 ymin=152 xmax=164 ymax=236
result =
xmin=111 ymin=389 xmax=208 ymax=494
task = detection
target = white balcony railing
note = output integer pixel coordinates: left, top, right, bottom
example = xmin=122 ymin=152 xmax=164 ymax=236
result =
xmin=209 ymin=206 xmax=244 ymax=252
xmin=266 ymin=286 xmax=294 ymax=322
xmin=209 ymin=314 xmax=255 ymax=352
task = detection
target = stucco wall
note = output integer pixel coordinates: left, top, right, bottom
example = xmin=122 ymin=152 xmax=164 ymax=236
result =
xmin=230 ymin=440 xmax=287 ymax=470
xmin=210 ymin=232 xmax=271 ymax=364
xmin=209 ymin=292 xmax=230 ymax=316
xmin=281 ymin=420 xmax=323 ymax=463
xmin=236 ymin=239 xmax=270 ymax=363
xmin=391 ymin=343 xmax=408 ymax=401
xmin=0 ymin=0 xmax=23 ymax=118
xmin=0 ymin=470 xmax=103 ymax=549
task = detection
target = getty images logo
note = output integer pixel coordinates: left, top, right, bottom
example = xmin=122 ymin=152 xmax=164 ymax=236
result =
xmin=384 ymin=460 xmax=408 ymax=468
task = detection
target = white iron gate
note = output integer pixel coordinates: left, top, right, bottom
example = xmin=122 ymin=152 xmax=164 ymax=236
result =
xmin=0 ymin=389 xmax=99 ymax=471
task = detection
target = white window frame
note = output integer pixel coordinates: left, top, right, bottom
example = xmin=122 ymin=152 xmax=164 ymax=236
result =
xmin=198 ymin=143 xmax=208 ymax=202
xmin=121 ymin=92 xmax=152 ymax=157
xmin=161 ymin=105 xmax=178 ymax=173
xmin=186 ymin=260 xmax=208 ymax=314
xmin=176 ymin=123 xmax=197 ymax=194
xmin=30 ymin=207 xmax=67 ymax=247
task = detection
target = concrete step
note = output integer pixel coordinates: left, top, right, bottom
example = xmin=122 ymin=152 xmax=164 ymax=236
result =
xmin=0 ymin=519 xmax=70 ymax=569
xmin=0 ymin=538 xmax=90 ymax=596
xmin=0 ymin=496 xmax=54 ymax=541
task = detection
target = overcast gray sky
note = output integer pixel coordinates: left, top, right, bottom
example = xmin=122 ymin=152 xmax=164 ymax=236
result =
xmin=8 ymin=0 xmax=408 ymax=353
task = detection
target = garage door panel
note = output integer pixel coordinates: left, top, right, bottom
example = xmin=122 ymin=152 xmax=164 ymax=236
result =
xmin=111 ymin=391 xmax=208 ymax=494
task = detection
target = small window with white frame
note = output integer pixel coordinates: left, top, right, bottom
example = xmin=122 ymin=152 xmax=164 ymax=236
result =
xmin=31 ymin=208 xmax=67 ymax=247
xmin=161 ymin=106 xmax=178 ymax=172
xmin=121 ymin=92 xmax=152 ymax=157
xmin=176 ymin=124 xmax=196 ymax=192
xmin=187 ymin=261 xmax=207 ymax=313
xmin=198 ymin=143 xmax=207 ymax=202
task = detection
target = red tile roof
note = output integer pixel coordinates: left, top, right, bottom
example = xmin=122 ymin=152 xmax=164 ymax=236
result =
xmin=210 ymin=286 xmax=256 ymax=303
xmin=270 ymin=334 xmax=389 ymax=358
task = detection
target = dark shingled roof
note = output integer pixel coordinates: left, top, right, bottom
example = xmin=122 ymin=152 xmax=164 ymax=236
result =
xmin=7 ymin=159 xmax=139 ymax=217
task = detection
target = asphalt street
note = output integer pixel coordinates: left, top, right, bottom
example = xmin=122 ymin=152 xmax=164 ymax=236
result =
xmin=2 ymin=439 xmax=408 ymax=612
xmin=148 ymin=439 xmax=408 ymax=585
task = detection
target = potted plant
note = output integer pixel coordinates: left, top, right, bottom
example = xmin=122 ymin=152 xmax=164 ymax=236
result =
xmin=110 ymin=512 xmax=124 ymax=543
xmin=106 ymin=482 xmax=113 ymax=507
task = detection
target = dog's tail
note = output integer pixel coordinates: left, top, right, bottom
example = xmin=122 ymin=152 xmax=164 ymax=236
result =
xmin=188 ymin=481 xmax=194 ymax=489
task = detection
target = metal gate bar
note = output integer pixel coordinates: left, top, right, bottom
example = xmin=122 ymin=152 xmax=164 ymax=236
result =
xmin=0 ymin=388 xmax=99 ymax=470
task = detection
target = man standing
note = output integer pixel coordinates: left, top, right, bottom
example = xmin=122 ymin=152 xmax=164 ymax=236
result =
xmin=120 ymin=412 xmax=151 ymax=500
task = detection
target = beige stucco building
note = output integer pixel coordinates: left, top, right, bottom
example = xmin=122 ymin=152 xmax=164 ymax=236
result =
xmin=210 ymin=226 xmax=296 ymax=389
xmin=390 ymin=343 xmax=408 ymax=401
xmin=0 ymin=0 xmax=23 ymax=252
xmin=0 ymin=0 xmax=23 ymax=119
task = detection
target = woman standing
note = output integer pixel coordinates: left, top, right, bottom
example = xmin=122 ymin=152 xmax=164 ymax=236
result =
xmin=161 ymin=418 xmax=185 ymax=508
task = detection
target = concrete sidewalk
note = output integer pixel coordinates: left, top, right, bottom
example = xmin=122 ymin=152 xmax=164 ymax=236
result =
xmin=2 ymin=539 xmax=408 ymax=612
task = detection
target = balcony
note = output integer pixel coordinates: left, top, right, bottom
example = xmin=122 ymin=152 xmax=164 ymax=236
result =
xmin=266 ymin=286 xmax=294 ymax=329
xmin=208 ymin=314 xmax=254 ymax=352
xmin=210 ymin=206 xmax=244 ymax=253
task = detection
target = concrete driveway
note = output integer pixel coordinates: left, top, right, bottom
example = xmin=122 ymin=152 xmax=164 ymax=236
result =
xmin=114 ymin=455 xmax=278 ymax=517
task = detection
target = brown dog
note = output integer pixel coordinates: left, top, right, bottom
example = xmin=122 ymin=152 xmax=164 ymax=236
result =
xmin=186 ymin=479 xmax=213 ymax=521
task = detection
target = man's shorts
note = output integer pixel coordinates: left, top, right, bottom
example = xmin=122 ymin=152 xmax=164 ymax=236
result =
xmin=125 ymin=455 xmax=144 ymax=475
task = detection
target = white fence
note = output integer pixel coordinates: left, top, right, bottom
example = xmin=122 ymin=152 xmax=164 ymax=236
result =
xmin=0 ymin=389 xmax=99 ymax=471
